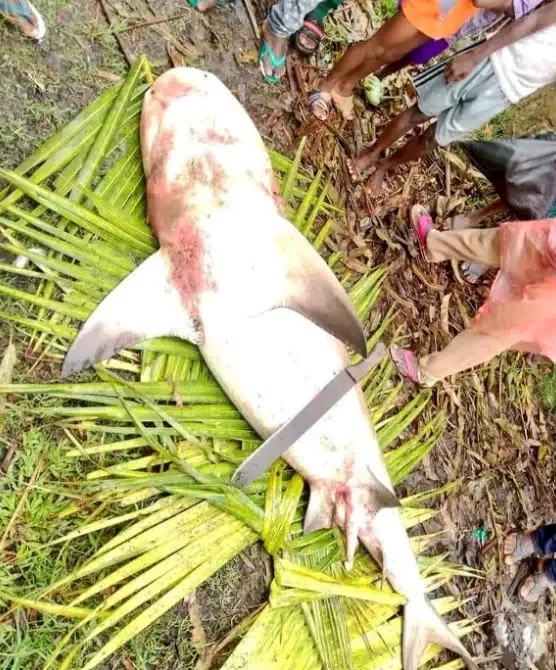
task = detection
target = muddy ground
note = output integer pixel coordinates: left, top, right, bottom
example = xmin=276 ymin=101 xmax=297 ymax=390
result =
xmin=1 ymin=0 xmax=555 ymax=668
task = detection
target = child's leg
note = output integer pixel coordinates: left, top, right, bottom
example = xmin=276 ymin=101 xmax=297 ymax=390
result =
xmin=426 ymin=228 xmax=502 ymax=266
xmin=418 ymin=328 xmax=517 ymax=384
xmin=392 ymin=327 xmax=517 ymax=385
xmin=348 ymin=104 xmax=430 ymax=180
xmin=320 ymin=12 xmax=427 ymax=96
xmin=338 ymin=15 xmax=428 ymax=96
xmin=531 ymin=524 xmax=556 ymax=556
xmin=445 ymin=198 xmax=509 ymax=231
xmin=366 ymin=123 xmax=437 ymax=197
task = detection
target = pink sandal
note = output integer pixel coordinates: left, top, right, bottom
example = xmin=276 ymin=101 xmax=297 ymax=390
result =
xmin=410 ymin=204 xmax=434 ymax=262
xmin=390 ymin=344 xmax=420 ymax=383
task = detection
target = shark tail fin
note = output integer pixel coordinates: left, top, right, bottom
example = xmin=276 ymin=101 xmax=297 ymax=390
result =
xmin=403 ymin=598 xmax=479 ymax=670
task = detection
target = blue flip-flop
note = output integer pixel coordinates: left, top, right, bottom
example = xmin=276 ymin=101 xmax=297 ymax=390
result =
xmin=259 ymin=40 xmax=286 ymax=85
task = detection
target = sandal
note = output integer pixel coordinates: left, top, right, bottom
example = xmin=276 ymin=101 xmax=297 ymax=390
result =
xmin=504 ymin=531 xmax=535 ymax=566
xmin=294 ymin=15 xmax=325 ymax=56
xmin=390 ymin=344 xmax=421 ymax=383
xmin=308 ymin=89 xmax=331 ymax=120
xmin=259 ymin=39 xmax=287 ymax=85
xmin=362 ymin=74 xmax=383 ymax=107
xmin=461 ymin=261 xmax=488 ymax=284
xmin=518 ymin=565 xmax=551 ymax=605
xmin=410 ymin=204 xmax=434 ymax=262
xmin=188 ymin=0 xmax=234 ymax=8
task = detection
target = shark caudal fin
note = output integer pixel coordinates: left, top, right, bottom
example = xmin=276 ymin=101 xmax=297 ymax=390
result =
xmin=304 ymin=476 xmax=400 ymax=569
xmin=62 ymin=250 xmax=203 ymax=377
xmin=403 ymin=598 xmax=479 ymax=670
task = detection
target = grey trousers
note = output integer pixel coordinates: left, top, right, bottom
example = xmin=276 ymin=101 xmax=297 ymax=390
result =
xmin=268 ymin=0 xmax=322 ymax=38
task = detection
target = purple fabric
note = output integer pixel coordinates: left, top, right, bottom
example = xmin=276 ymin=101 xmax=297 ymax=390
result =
xmin=397 ymin=0 xmax=449 ymax=64
xmin=408 ymin=38 xmax=449 ymax=64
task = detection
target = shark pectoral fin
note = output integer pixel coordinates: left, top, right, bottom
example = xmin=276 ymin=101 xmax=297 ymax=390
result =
xmin=368 ymin=473 xmax=401 ymax=512
xmin=62 ymin=250 xmax=203 ymax=377
xmin=403 ymin=599 xmax=479 ymax=670
xmin=276 ymin=226 xmax=367 ymax=357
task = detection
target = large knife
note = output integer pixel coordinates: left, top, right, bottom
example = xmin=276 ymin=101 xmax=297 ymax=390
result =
xmin=231 ymin=342 xmax=387 ymax=488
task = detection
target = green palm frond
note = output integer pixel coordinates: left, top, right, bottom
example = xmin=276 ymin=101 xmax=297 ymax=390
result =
xmin=0 ymin=58 xmax=478 ymax=669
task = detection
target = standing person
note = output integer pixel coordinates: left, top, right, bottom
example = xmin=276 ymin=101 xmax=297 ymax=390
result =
xmin=187 ymin=0 xmax=343 ymax=83
xmin=344 ymin=3 xmax=556 ymax=199
xmin=307 ymin=0 xmax=502 ymax=119
xmin=363 ymin=0 xmax=514 ymax=106
xmin=0 ymin=0 xmax=45 ymax=39
xmin=444 ymin=133 xmax=556 ymax=282
xmin=504 ymin=525 xmax=556 ymax=603
xmin=391 ymin=206 xmax=556 ymax=386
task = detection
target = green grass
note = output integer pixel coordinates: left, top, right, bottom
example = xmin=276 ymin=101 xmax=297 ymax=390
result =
xmin=0 ymin=418 xmax=199 ymax=669
xmin=0 ymin=0 xmax=126 ymax=170
xmin=540 ymin=368 xmax=556 ymax=410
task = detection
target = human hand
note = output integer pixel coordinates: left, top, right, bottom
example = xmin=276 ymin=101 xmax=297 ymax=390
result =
xmin=445 ymin=51 xmax=479 ymax=83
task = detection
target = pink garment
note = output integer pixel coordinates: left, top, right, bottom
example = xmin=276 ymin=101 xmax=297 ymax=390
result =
xmin=472 ymin=219 xmax=556 ymax=361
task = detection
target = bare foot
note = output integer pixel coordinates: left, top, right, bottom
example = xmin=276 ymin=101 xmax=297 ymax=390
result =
xmin=346 ymin=149 xmax=380 ymax=183
xmin=331 ymin=88 xmax=355 ymax=121
xmin=260 ymin=21 xmax=288 ymax=83
xmin=365 ymin=163 xmax=388 ymax=200
xmin=1 ymin=1 xmax=46 ymax=39
xmin=504 ymin=532 xmax=535 ymax=565
xmin=519 ymin=568 xmax=550 ymax=603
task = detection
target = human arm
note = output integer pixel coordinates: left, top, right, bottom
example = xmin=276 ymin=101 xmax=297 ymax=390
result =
xmin=445 ymin=0 xmax=555 ymax=82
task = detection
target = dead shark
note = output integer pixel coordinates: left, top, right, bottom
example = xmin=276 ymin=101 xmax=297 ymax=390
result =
xmin=62 ymin=67 xmax=478 ymax=670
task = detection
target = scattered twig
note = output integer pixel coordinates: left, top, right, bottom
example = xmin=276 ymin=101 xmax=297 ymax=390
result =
xmin=117 ymin=12 xmax=189 ymax=33
xmin=97 ymin=0 xmax=134 ymax=67
xmin=242 ymin=0 xmax=261 ymax=39
xmin=0 ymin=456 xmax=43 ymax=552
xmin=1 ymin=439 xmax=19 ymax=473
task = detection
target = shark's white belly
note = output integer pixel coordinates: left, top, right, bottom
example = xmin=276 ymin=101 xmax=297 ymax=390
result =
xmin=200 ymin=308 xmax=425 ymax=598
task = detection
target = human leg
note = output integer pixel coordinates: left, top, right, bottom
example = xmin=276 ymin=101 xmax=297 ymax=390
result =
xmin=365 ymin=123 xmax=437 ymax=197
xmin=0 ymin=0 xmax=45 ymax=39
xmin=426 ymin=227 xmax=502 ymax=266
xmin=531 ymin=524 xmax=556 ymax=556
xmin=347 ymin=104 xmax=430 ymax=181
xmin=309 ymin=12 xmax=427 ymax=119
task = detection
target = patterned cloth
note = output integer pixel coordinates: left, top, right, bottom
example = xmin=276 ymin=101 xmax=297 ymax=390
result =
xmin=268 ymin=0 xmax=325 ymax=37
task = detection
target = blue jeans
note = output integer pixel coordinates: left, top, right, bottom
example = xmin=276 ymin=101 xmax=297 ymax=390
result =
xmin=532 ymin=524 xmax=556 ymax=583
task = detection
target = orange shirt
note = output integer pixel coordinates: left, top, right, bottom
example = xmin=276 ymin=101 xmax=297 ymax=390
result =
xmin=401 ymin=0 xmax=479 ymax=39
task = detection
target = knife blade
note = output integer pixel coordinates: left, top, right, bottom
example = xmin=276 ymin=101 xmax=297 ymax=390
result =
xmin=231 ymin=342 xmax=387 ymax=488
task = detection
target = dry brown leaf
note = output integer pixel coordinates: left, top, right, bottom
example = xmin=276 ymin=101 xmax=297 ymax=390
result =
xmin=236 ymin=49 xmax=258 ymax=64
xmin=96 ymin=70 xmax=121 ymax=82
xmin=0 ymin=343 xmax=16 ymax=434
xmin=440 ymin=293 xmax=451 ymax=335
xmin=189 ymin=592 xmax=207 ymax=649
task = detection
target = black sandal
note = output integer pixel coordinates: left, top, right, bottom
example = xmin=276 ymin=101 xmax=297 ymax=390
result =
xmin=294 ymin=16 xmax=325 ymax=56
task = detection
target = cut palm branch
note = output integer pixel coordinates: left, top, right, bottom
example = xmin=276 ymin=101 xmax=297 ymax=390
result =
xmin=0 ymin=57 xmax=479 ymax=670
